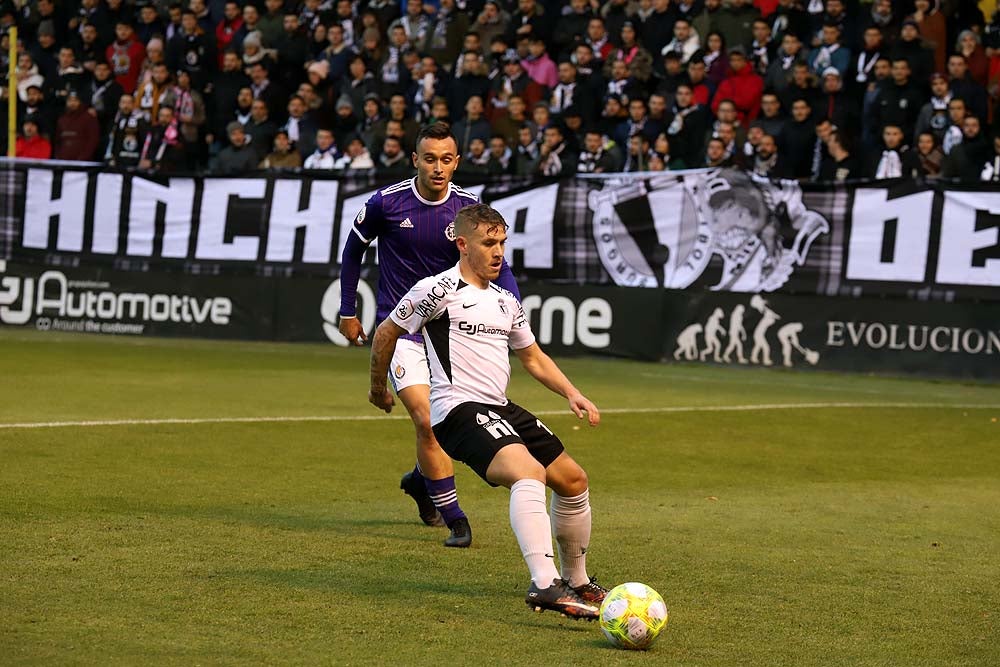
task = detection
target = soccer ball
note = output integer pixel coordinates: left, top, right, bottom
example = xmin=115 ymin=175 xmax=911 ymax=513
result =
xmin=598 ymin=582 xmax=668 ymax=650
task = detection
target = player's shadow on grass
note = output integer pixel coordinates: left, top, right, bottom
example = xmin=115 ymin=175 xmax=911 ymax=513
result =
xmin=505 ymin=617 xmax=597 ymax=634
xmin=143 ymin=502 xmax=433 ymax=541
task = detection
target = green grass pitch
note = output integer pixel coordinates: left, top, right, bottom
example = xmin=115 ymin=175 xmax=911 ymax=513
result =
xmin=1 ymin=329 xmax=999 ymax=666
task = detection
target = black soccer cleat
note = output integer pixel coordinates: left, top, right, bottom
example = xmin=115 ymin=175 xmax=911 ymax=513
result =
xmin=525 ymin=578 xmax=599 ymax=620
xmin=400 ymin=470 xmax=445 ymax=527
xmin=572 ymin=577 xmax=609 ymax=605
xmin=443 ymin=517 xmax=472 ymax=548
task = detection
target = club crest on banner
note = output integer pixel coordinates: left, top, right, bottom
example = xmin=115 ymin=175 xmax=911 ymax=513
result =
xmin=588 ymin=169 xmax=830 ymax=291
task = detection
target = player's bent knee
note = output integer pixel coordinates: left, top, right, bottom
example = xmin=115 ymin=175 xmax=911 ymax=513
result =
xmin=547 ymin=457 xmax=589 ymax=496
xmin=560 ymin=467 xmax=589 ymax=496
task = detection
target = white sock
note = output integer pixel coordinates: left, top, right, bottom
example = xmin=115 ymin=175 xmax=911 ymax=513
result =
xmin=509 ymin=479 xmax=560 ymax=588
xmin=551 ymin=489 xmax=592 ymax=588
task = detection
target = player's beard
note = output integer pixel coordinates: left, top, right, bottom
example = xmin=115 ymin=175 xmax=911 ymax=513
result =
xmin=414 ymin=167 xmax=448 ymax=201
xmin=423 ymin=171 xmax=449 ymax=194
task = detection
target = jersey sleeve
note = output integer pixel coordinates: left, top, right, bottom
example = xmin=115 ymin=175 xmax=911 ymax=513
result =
xmin=339 ymin=191 xmax=387 ymax=318
xmin=351 ymin=190 xmax=386 ymax=244
xmin=388 ymin=274 xmax=452 ymax=335
xmin=508 ymin=299 xmax=535 ymax=350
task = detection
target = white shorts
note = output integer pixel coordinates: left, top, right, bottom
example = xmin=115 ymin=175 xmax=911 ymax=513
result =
xmin=388 ymin=338 xmax=430 ymax=393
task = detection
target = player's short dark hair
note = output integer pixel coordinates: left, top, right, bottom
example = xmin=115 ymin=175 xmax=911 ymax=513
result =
xmin=415 ymin=121 xmax=457 ymax=151
xmin=455 ymin=204 xmax=508 ymax=237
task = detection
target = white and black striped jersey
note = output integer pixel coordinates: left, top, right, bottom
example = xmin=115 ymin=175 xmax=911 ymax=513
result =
xmin=389 ymin=263 xmax=535 ymax=426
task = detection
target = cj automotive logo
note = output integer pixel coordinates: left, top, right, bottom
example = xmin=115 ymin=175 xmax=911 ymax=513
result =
xmin=673 ymin=295 xmax=820 ymax=368
xmin=590 ymin=168 xmax=829 ymax=291
xmin=0 ymin=261 xmax=232 ymax=335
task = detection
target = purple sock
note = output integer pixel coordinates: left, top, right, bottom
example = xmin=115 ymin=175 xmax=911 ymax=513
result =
xmin=410 ymin=465 xmax=424 ymax=484
xmin=424 ymin=475 xmax=466 ymax=527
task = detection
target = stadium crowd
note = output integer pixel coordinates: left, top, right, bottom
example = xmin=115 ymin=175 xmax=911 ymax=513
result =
xmin=2 ymin=0 xmax=1000 ymax=180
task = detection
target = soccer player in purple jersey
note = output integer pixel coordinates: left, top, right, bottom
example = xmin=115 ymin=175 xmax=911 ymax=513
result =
xmin=338 ymin=122 xmax=521 ymax=548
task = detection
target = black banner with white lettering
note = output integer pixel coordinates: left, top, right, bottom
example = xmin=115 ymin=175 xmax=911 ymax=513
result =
xmin=1 ymin=258 xmax=996 ymax=378
xmin=657 ymin=291 xmax=999 ymax=380
xmin=3 ymin=161 xmax=999 ymax=301
xmin=517 ymin=285 xmax=999 ymax=380
xmin=0 ymin=261 xmax=269 ymax=339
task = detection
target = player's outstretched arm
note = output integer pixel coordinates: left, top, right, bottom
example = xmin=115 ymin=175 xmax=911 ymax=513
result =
xmin=514 ymin=343 xmax=600 ymax=426
xmin=368 ymin=319 xmax=407 ymax=413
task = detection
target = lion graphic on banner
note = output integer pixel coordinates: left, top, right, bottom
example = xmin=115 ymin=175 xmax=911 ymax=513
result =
xmin=589 ymin=168 xmax=830 ymax=292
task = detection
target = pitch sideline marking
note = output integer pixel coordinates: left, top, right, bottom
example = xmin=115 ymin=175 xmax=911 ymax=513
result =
xmin=1 ymin=402 xmax=998 ymax=430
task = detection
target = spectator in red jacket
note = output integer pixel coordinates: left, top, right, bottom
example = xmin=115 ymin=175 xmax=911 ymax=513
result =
xmin=106 ymin=20 xmax=146 ymax=94
xmin=712 ymin=46 xmax=764 ymax=124
xmin=54 ymin=91 xmax=100 ymax=161
xmin=487 ymin=51 xmax=545 ymax=123
xmin=15 ymin=119 xmax=53 ymax=160
xmin=216 ymin=0 xmax=246 ymax=66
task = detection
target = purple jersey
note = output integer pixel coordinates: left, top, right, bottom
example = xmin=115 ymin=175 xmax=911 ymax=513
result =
xmin=339 ymin=177 xmax=520 ymax=330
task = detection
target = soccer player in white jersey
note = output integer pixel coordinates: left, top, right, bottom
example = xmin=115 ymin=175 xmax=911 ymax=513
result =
xmin=338 ymin=123 xmax=521 ymax=548
xmin=368 ymin=204 xmax=607 ymax=619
